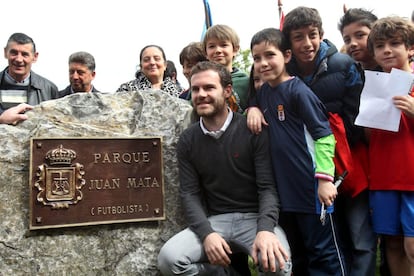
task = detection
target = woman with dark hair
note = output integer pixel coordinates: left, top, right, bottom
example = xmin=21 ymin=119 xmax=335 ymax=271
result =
xmin=116 ymin=45 xmax=181 ymax=97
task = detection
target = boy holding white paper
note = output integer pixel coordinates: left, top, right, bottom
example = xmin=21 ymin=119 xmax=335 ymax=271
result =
xmin=366 ymin=16 xmax=414 ymax=276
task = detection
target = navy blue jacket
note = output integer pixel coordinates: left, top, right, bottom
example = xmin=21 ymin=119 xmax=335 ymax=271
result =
xmin=287 ymin=39 xmax=364 ymax=146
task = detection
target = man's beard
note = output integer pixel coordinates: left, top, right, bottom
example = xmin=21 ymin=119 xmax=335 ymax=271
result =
xmin=195 ymin=99 xmax=225 ymax=118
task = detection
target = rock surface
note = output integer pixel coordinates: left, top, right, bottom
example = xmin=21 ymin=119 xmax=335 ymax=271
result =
xmin=0 ymin=91 xmax=193 ymax=275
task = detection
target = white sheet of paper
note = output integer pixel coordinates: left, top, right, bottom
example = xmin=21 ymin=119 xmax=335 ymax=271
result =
xmin=355 ymin=69 xmax=414 ymax=132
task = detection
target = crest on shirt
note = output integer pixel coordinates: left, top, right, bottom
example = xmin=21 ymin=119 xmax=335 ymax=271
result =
xmin=277 ymin=104 xmax=285 ymax=121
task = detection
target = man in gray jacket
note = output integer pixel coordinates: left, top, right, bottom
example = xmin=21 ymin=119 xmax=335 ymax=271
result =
xmin=0 ymin=32 xmax=58 ymax=125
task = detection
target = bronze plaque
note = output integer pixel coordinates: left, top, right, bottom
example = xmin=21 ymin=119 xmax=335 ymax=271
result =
xmin=29 ymin=137 xmax=165 ymax=230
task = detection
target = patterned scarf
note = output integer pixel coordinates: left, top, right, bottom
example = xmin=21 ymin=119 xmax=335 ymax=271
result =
xmin=117 ymin=71 xmax=181 ymax=97
xmin=227 ymin=89 xmax=242 ymax=113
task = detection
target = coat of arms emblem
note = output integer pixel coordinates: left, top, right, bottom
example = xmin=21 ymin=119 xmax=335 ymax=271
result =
xmin=34 ymin=144 xmax=85 ymax=209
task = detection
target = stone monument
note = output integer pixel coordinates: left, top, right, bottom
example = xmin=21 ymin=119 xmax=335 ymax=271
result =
xmin=0 ymin=90 xmax=193 ymax=275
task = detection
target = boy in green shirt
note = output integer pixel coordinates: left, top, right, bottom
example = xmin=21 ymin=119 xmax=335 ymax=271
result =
xmin=202 ymin=24 xmax=249 ymax=113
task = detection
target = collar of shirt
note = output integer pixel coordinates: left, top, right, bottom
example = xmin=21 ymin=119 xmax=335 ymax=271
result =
xmin=5 ymin=71 xmax=30 ymax=86
xmin=70 ymin=85 xmax=94 ymax=93
xmin=200 ymin=108 xmax=233 ymax=139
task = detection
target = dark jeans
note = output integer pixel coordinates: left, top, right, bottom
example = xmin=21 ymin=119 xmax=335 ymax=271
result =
xmin=335 ymin=190 xmax=377 ymax=276
xmin=279 ymin=211 xmax=346 ymax=276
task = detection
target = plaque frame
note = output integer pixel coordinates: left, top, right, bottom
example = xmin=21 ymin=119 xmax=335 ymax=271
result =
xmin=29 ymin=137 xmax=165 ymax=230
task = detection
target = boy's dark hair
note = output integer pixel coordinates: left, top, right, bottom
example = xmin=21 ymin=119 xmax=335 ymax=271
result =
xmin=6 ymin=32 xmax=36 ymax=53
xmin=338 ymin=8 xmax=378 ymax=34
xmin=247 ymin=65 xmax=257 ymax=100
xmin=249 ymin=28 xmax=289 ymax=100
xmin=68 ymin=51 xmax=96 ymax=72
xmin=367 ymin=16 xmax=414 ymax=54
xmin=179 ymin=42 xmax=207 ymax=65
xmin=165 ymin=60 xmax=177 ymax=79
xmin=282 ymin=6 xmax=324 ymax=41
xmin=250 ymin=28 xmax=289 ymax=52
xmin=190 ymin=61 xmax=232 ymax=89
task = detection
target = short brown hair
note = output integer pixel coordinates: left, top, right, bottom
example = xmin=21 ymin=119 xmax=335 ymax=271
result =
xmin=202 ymin=24 xmax=240 ymax=52
xmin=190 ymin=61 xmax=232 ymax=89
xmin=367 ymin=16 xmax=414 ymax=54
xmin=179 ymin=42 xmax=207 ymax=65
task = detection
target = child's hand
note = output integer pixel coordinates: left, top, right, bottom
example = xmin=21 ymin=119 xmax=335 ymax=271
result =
xmin=393 ymin=95 xmax=414 ymax=118
xmin=317 ymin=179 xmax=337 ymax=207
xmin=247 ymin=106 xmax=268 ymax=134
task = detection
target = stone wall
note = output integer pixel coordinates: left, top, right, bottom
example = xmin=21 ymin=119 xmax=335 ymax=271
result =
xmin=0 ymin=91 xmax=193 ymax=275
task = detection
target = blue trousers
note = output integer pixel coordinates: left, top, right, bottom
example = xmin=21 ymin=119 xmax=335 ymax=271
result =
xmin=157 ymin=212 xmax=291 ymax=276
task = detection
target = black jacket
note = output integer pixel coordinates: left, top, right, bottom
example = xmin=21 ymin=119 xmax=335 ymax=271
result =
xmin=58 ymin=85 xmax=100 ymax=97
